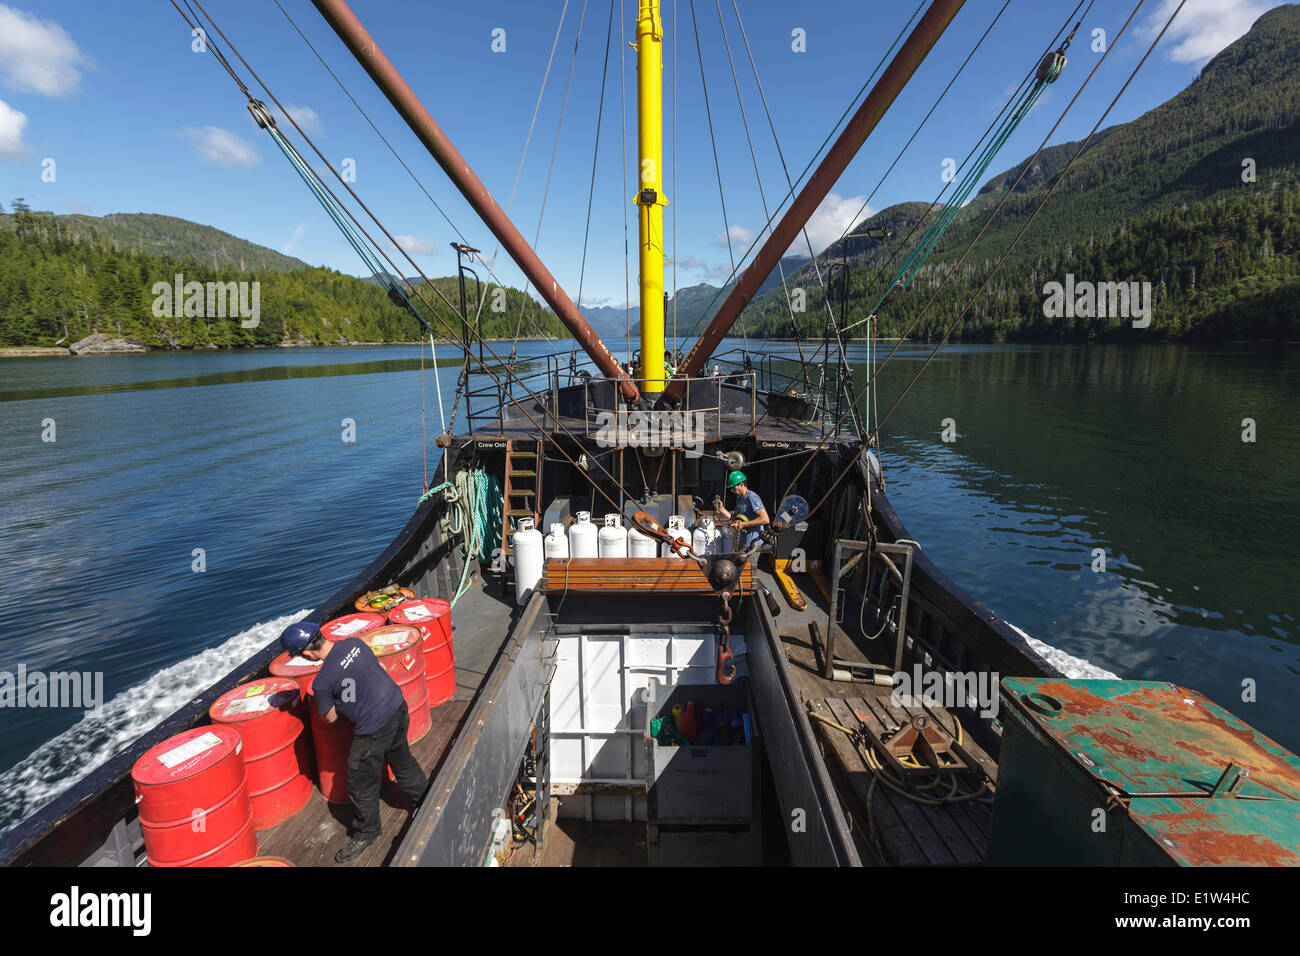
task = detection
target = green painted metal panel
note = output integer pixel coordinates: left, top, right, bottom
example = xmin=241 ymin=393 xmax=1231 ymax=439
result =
xmin=991 ymin=679 xmax=1300 ymax=866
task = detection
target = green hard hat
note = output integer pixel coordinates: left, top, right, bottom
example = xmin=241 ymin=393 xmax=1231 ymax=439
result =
xmin=726 ymin=469 xmax=748 ymax=489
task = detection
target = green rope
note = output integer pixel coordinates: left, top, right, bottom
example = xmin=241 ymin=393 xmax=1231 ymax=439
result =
xmin=415 ymin=470 xmax=502 ymax=606
xmin=864 ymin=57 xmax=1065 ymax=320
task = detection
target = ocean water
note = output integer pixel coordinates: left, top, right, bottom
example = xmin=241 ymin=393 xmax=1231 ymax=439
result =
xmin=0 ymin=339 xmax=1295 ymax=832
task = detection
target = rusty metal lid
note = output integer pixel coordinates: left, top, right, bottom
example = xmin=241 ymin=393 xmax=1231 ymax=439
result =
xmin=1002 ymin=678 xmax=1300 ymax=865
xmin=1001 ymin=678 xmax=1300 ymax=800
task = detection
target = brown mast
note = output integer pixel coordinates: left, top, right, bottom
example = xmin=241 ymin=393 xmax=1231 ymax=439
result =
xmin=663 ymin=0 xmax=967 ymax=406
xmin=310 ymin=0 xmax=641 ymax=404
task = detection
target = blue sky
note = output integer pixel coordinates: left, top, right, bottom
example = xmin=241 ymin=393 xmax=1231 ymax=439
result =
xmin=0 ymin=0 xmax=1284 ymax=307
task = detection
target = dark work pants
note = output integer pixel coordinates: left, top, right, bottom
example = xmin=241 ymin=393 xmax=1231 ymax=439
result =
xmin=345 ymin=701 xmax=426 ymax=841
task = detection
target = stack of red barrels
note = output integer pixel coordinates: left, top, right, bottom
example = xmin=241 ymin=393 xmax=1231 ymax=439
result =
xmin=131 ymin=590 xmax=456 ymax=864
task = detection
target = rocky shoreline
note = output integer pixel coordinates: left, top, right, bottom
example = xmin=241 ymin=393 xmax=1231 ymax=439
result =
xmin=0 ymin=333 xmax=563 ymax=357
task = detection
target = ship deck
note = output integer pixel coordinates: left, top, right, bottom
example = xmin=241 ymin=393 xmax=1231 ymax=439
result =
xmin=255 ymin=569 xmax=517 ymax=867
xmin=752 ymin=566 xmax=998 ymax=867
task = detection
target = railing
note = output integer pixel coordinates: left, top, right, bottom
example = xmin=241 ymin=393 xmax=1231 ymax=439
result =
xmin=460 ymin=348 xmax=761 ymax=442
xmin=711 ymin=347 xmax=862 ymax=440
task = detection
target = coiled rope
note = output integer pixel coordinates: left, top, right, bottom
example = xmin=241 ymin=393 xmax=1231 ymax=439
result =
xmin=417 ymin=469 xmax=502 ymax=606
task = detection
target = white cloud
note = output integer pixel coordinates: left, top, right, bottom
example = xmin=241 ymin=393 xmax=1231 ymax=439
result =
xmin=790 ymin=192 xmax=872 ymax=258
xmin=0 ymin=97 xmax=29 ymax=158
xmin=679 ymin=254 xmax=735 ymax=283
xmin=179 ymin=126 xmax=260 ymax=167
xmin=718 ymin=223 xmax=755 ymax=248
xmin=0 ymin=5 xmax=90 ymax=97
xmin=1143 ymin=0 xmax=1270 ymax=64
xmin=273 ymin=104 xmax=322 ymax=134
xmin=283 ymin=221 xmax=308 ymax=255
xmin=395 ymin=235 xmax=436 ymax=256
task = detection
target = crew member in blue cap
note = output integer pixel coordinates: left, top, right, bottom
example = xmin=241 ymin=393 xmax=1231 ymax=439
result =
xmin=281 ymin=621 xmax=426 ymax=863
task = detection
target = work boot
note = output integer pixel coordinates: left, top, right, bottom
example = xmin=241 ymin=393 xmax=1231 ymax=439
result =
xmin=334 ymin=837 xmax=375 ymax=863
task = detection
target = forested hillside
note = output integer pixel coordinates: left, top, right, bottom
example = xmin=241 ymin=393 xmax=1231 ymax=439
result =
xmin=740 ymin=5 xmax=1300 ymax=341
xmin=0 ymin=204 xmax=568 ymax=348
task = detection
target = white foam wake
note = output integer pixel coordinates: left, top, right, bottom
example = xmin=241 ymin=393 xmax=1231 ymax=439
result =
xmin=0 ymin=608 xmax=312 ymax=835
xmin=1009 ymin=623 xmax=1120 ymax=680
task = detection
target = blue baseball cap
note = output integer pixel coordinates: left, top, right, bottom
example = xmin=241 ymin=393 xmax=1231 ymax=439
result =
xmin=280 ymin=622 xmax=321 ymax=657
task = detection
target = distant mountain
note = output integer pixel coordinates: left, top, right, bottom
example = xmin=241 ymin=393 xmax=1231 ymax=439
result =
xmin=579 ymin=254 xmax=810 ymax=339
xmin=743 ymin=5 xmax=1300 ymax=341
xmin=0 ymin=211 xmax=310 ymax=274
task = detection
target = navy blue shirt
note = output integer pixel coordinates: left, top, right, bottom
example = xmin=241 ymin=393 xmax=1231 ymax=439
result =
xmin=314 ymin=637 xmax=404 ymax=736
xmin=731 ymin=489 xmax=765 ymax=549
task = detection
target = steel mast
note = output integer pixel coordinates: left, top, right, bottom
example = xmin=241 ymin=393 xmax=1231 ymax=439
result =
xmin=635 ymin=0 xmax=668 ymax=396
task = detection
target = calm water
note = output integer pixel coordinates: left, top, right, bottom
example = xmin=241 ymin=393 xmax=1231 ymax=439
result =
xmin=0 ymin=339 xmax=1296 ymax=829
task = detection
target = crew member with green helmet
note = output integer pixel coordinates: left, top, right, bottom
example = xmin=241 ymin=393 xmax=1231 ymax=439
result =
xmin=716 ymin=469 xmax=769 ymax=550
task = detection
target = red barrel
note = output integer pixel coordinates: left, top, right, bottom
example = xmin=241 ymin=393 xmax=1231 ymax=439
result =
xmin=132 ymin=725 xmax=259 ymax=867
xmin=387 ymin=598 xmax=456 ymax=708
xmin=363 ymin=625 xmax=431 ymax=744
xmin=209 ymin=678 xmax=313 ymax=830
xmin=307 ymin=689 xmax=353 ymax=804
xmin=269 ymin=650 xmax=324 ymax=699
xmin=320 ymin=612 xmax=386 ymax=643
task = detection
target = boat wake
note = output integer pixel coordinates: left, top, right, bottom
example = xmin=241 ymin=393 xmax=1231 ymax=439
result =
xmin=1009 ymin=623 xmax=1120 ymax=680
xmin=0 ymin=609 xmax=312 ymax=836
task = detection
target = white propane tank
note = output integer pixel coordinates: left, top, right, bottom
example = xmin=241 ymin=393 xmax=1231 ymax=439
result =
xmin=692 ymin=515 xmax=719 ymax=555
xmin=662 ymin=515 xmax=691 ymax=558
xmin=544 ymin=523 xmax=569 ymax=560
xmin=568 ymin=511 xmax=598 ymax=558
xmin=628 ymin=520 xmax=657 ymax=558
xmin=512 ymin=518 xmax=544 ymax=606
xmin=598 ymin=513 xmax=628 ymax=558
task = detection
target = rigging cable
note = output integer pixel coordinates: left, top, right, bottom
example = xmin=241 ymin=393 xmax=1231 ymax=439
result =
xmin=741 ymin=0 xmax=1141 ymax=522
xmin=790 ymin=0 xmax=1172 ymax=525
xmin=713 ymin=0 xmax=806 ymax=385
xmin=575 ymin=0 xmax=618 ymax=367
xmin=512 ymin=0 xmax=591 ymax=355
xmin=271 ymin=0 xmax=549 ymax=343
xmin=676 ymin=0 xmax=928 ymax=347
xmin=172 ymin=0 xmax=665 ymax=521
xmin=688 ymin=0 xmax=749 ymax=352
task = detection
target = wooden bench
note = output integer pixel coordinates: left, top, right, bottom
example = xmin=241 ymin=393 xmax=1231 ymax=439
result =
xmin=543 ymin=558 xmax=753 ymax=594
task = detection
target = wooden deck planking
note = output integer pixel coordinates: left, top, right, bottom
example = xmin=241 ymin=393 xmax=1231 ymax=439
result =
xmin=824 ymin=696 xmax=957 ymax=866
xmin=807 ymin=698 xmax=922 ymax=865
xmin=856 ymin=694 xmax=984 ymax=865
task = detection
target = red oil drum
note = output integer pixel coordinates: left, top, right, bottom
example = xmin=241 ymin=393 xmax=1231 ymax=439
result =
xmin=320 ymin=612 xmax=386 ymax=643
xmin=387 ymin=598 xmax=456 ymax=708
xmin=132 ymin=725 xmax=259 ymax=867
xmin=307 ymin=689 xmax=353 ymax=804
xmin=363 ymin=625 xmax=431 ymax=744
xmin=232 ymin=856 xmax=296 ymax=867
xmin=269 ymin=650 xmax=324 ymax=699
xmin=208 ymin=678 xmax=313 ymax=830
